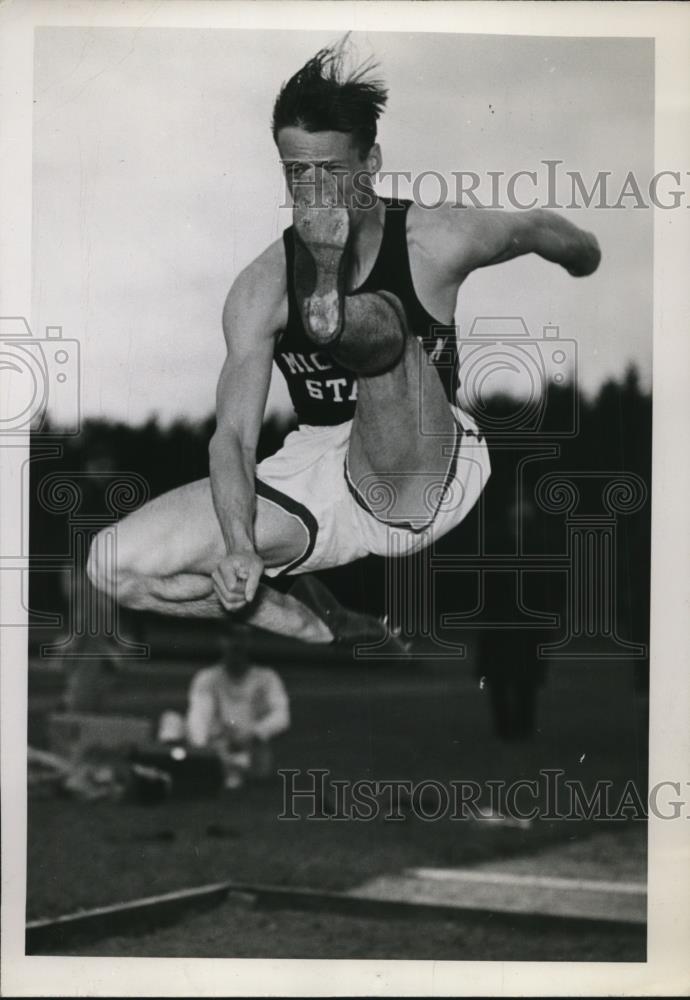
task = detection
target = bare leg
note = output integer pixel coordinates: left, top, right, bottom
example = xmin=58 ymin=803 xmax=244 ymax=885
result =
xmin=86 ymin=479 xmax=332 ymax=643
xmin=339 ymin=293 xmax=457 ymax=527
xmin=117 ymin=569 xmax=331 ymax=642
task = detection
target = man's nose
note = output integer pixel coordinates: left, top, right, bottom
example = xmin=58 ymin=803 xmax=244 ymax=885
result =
xmin=294 ymin=165 xmax=330 ymax=206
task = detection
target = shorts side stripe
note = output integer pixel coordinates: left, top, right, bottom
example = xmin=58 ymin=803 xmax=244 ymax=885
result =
xmin=343 ymin=421 xmax=464 ymax=535
xmin=255 ymin=478 xmax=319 ymax=576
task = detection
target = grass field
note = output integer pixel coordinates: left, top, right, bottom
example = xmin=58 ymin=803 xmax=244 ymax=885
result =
xmin=27 ymin=650 xmax=648 ymax=960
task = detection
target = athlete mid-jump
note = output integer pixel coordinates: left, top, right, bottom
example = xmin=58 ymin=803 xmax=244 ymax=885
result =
xmin=87 ymin=40 xmax=600 ymax=646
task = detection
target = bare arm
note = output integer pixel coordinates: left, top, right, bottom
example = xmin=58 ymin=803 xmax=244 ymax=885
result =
xmin=424 ymin=205 xmax=601 ymax=282
xmin=208 ymin=241 xmax=286 ymax=608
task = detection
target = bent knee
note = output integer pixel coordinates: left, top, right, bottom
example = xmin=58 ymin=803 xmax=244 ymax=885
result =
xmin=254 ymin=497 xmax=311 ymax=570
xmin=86 ymin=528 xmax=111 ymax=594
xmin=86 ymin=525 xmax=143 ymax=606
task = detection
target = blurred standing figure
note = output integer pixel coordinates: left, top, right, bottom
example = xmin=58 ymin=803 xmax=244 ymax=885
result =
xmin=478 ymin=499 xmax=550 ymax=742
xmin=186 ymin=632 xmax=290 ymax=789
xmin=480 ymin=631 xmax=546 ymax=741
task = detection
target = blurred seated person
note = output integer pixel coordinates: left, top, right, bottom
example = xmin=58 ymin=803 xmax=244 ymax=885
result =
xmin=185 ymin=630 xmax=290 ymax=789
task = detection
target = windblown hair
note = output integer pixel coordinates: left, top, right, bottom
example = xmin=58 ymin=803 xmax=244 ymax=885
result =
xmin=272 ymin=36 xmax=388 ymax=156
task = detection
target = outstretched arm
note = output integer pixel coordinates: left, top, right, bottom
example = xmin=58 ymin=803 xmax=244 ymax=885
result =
xmin=484 ymin=208 xmax=601 ymax=276
xmin=426 ymin=205 xmax=601 ymax=281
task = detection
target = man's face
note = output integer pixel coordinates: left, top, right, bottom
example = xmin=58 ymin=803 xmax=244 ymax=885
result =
xmin=276 ymin=127 xmax=379 ymax=214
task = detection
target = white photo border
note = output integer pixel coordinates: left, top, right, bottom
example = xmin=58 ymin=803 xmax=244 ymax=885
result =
xmin=1 ymin=1 xmax=688 ymax=996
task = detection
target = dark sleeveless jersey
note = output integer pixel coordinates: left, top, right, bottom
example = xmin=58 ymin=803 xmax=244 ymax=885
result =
xmin=276 ymin=197 xmax=460 ymax=426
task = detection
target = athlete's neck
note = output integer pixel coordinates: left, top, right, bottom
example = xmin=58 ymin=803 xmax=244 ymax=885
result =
xmin=349 ymin=196 xmax=385 ymax=234
xmin=347 ymin=197 xmax=385 ymax=290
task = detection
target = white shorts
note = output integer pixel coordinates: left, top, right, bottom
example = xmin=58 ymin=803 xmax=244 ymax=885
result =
xmin=256 ymin=405 xmax=491 ymax=578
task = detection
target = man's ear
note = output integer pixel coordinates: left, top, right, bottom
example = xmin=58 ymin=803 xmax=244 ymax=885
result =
xmin=365 ymin=143 xmax=382 ymax=175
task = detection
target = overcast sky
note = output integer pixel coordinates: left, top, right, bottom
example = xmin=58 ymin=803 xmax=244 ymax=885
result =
xmin=32 ymin=28 xmax=653 ymax=427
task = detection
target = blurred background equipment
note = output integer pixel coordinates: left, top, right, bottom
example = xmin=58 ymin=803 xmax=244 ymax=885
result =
xmin=47 ymin=712 xmax=152 ymax=762
xmin=127 ymin=743 xmax=225 ymax=804
xmin=44 ymin=712 xmax=152 ymax=801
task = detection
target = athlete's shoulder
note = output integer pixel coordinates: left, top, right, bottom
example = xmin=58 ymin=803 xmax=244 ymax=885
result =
xmin=408 ymin=199 xmax=504 ymax=233
xmin=222 ymin=237 xmax=288 ymax=340
xmin=407 ymin=201 xmax=516 ymax=276
xmin=229 ymin=238 xmax=286 ymax=299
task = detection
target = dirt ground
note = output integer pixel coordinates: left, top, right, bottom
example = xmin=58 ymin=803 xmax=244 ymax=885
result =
xmin=27 ymin=654 xmax=648 ymax=961
xmin=62 ymin=898 xmax=645 ymax=962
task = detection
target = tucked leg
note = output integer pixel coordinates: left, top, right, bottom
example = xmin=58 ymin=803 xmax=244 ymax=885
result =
xmin=86 ymin=477 xmax=332 ymax=642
